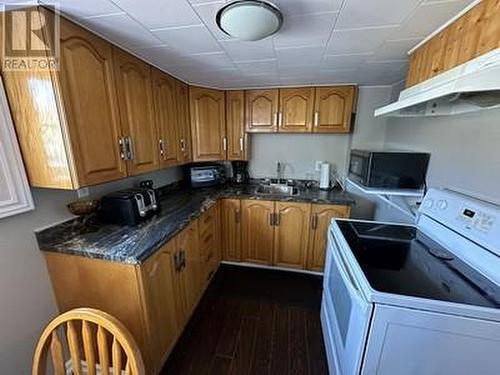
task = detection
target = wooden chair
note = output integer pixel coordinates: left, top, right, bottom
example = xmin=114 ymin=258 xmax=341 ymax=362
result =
xmin=32 ymin=308 xmax=145 ymax=375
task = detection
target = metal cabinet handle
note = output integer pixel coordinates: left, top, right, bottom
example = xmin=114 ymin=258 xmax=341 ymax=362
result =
xmin=273 ymin=112 xmax=278 ymax=127
xmin=239 ymin=137 xmax=244 ymax=151
xmin=223 ymin=137 xmax=227 ymax=151
xmin=118 ymin=137 xmax=126 ymax=160
xmin=124 ymin=136 xmax=134 ymax=160
xmin=174 ymin=251 xmax=181 ymax=272
xmin=275 ymin=213 xmax=281 ymax=226
xmin=312 ymin=214 xmax=318 ymax=230
xmin=159 ymin=139 xmax=165 ymax=158
xmin=235 ymin=209 xmax=240 ymax=224
xmin=180 ymin=138 xmax=186 ymax=152
xmin=314 ymin=112 xmax=319 ymax=127
xmin=180 ymin=250 xmax=186 ymax=270
xmin=278 ymin=112 xmax=283 ymax=128
xmin=269 ymin=212 xmax=274 ymax=226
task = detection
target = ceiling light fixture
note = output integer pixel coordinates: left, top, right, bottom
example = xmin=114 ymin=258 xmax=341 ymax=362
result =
xmin=216 ymin=0 xmax=283 ymax=41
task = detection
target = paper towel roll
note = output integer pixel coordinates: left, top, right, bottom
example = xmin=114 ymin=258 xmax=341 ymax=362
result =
xmin=320 ymin=162 xmax=330 ymax=190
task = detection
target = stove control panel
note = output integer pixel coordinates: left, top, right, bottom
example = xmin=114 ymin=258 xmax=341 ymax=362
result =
xmin=420 ymin=188 xmax=500 ymax=257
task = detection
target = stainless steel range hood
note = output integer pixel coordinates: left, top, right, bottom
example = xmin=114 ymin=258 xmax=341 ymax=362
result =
xmin=375 ymin=48 xmax=500 ymax=117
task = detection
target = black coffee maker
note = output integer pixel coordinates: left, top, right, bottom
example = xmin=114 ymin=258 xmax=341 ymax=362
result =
xmin=232 ymin=161 xmax=249 ymax=184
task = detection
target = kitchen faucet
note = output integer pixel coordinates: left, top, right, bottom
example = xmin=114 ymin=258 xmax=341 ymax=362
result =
xmin=277 ymin=161 xmax=282 ymax=181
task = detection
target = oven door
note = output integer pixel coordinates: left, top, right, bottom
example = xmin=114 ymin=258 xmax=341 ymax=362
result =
xmin=322 ymin=226 xmax=373 ymax=375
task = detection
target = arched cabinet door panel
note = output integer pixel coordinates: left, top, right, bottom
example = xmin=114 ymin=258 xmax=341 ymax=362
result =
xmin=313 ymin=86 xmax=356 ymax=133
xmin=245 ymin=89 xmax=279 ymax=133
xmin=279 ymin=87 xmax=314 ymax=133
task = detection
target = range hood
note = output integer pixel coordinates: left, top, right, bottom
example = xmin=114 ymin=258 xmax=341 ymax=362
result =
xmin=375 ymin=48 xmax=500 ymax=117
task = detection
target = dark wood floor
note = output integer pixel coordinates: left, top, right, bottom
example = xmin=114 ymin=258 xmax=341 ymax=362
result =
xmin=161 ymin=265 xmax=328 ymax=375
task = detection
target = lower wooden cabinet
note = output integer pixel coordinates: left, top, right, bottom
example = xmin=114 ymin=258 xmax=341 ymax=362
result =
xmin=199 ymin=202 xmax=222 ymax=283
xmin=241 ymin=199 xmax=275 ymax=265
xmin=273 ymin=202 xmax=311 ymax=269
xmin=221 ymin=199 xmax=242 ymax=261
xmin=307 ymin=204 xmax=351 ymax=271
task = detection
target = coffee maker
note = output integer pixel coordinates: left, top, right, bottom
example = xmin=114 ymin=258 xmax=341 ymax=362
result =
xmin=231 ymin=161 xmax=249 ymax=184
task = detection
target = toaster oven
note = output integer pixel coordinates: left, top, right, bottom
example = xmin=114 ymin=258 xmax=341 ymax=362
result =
xmin=187 ymin=164 xmax=226 ymax=188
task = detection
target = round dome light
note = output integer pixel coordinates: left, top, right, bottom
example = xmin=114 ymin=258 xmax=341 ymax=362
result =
xmin=216 ymin=0 xmax=283 ymax=41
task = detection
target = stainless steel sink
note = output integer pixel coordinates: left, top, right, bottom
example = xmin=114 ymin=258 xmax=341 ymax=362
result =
xmin=255 ymin=184 xmax=299 ymax=196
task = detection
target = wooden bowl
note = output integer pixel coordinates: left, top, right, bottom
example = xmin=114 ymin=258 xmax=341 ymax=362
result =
xmin=67 ymin=199 xmax=100 ymax=216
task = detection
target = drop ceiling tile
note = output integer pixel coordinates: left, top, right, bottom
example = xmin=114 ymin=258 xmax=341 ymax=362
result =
xmin=320 ymin=53 xmax=372 ymax=70
xmin=219 ymin=39 xmax=276 ymax=61
xmin=187 ymin=52 xmax=236 ymax=69
xmin=395 ymin=0 xmax=474 ymax=39
xmin=336 ymin=0 xmax=421 ymax=29
xmin=79 ymin=13 xmax=163 ymax=48
xmin=275 ymin=45 xmax=324 ymax=67
xmin=368 ymin=38 xmax=421 ymax=62
xmin=235 ymin=59 xmax=279 ymax=75
xmin=152 ymin=25 xmax=222 ymax=54
xmin=191 ymin=1 xmax=231 ymax=41
xmin=314 ymin=68 xmax=359 ymax=83
xmin=112 ymin=0 xmax=202 ymax=29
xmin=272 ymin=0 xmax=343 ymax=17
xmin=327 ymin=25 xmax=399 ymax=55
xmin=273 ymin=12 xmax=338 ymax=49
xmin=54 ymin=0 xmax=122 ymax=18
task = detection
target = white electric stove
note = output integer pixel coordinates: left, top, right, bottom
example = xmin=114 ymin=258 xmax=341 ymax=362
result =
xmin=321 ymin=188 xmax=500 ymax=375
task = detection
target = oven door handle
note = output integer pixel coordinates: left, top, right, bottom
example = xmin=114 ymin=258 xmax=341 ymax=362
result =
xmin=328 ymin=230 xmax=367 ymax=304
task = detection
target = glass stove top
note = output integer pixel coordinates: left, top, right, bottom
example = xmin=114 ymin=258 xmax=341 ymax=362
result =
xmin=337 ymin=221 xmax=500 ymax=309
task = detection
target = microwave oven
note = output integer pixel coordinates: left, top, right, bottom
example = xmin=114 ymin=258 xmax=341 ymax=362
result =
xmin=349 ymin=150 xmax=430 ymax=189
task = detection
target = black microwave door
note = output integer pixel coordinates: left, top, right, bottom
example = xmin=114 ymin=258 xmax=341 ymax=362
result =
xmin=370 ymin=154 xmax=429 ymax=189
xmin=349 ymin=154 xmax=369 ymax=184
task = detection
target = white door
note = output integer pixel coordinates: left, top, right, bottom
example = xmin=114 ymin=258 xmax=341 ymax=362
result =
xmin=0 ymin=79 xmax=33 ymax=219
xmin=362 ymin=304 xmax=500 ymax=375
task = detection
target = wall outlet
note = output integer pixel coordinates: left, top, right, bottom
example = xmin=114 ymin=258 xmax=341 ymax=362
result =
xmin=77 ymin=187 xmax=89 ymax=198
xmin=315 ymin=161 xmax=324 ymax=172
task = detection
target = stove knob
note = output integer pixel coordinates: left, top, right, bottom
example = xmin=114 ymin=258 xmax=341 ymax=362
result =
xmin=423 ymin=199 xmax=434 ymax=209
xmin=437 ymin=200 xmax=448 ymax=210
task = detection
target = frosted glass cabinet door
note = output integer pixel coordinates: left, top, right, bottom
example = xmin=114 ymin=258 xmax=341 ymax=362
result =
xmin=0 ymin=79 xmax=34 ymax=219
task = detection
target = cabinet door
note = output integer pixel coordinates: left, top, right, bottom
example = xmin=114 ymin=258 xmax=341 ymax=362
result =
xmin=221 ymin=199 xmax=242 ymax=262
xmin=226 ymin=91 xmax=249 ymax=160
xmin=279 ymin=87 xmax=314 ymax=133
xmin=245 ymin=89 xmax=279 ymax=133
xmin=313 ymin=86 xmax=356 ymax=133
xmin=151 ymin=68 xmax=179 ymax=167
xmin=58 ymin=19 xmax=127 ymax=186
xmin=307 ymin=205 xmax=351 ymax=272
xmin=113 ymin=48 xmax=159 ymax=175
xmin=273 ymin=202 xmax=311 ymax=269
xmin=189 ymin=86 xmax=226 ymax=161
xmin=241 ymin=200 xmax=275 ymax=265
xmin=140 ymin=240 xmax=180 ymax=371
xmin=175 ymin=81 xmax=192 ymax=164
xmin=176 ymin=221 xmax=201 ymax=319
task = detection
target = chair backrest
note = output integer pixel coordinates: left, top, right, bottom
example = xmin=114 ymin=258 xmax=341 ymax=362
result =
xmin=32 ymin=308 xmax=145 ymax=375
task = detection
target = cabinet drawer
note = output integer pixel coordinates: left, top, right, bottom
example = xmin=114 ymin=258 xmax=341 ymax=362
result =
xmin=199 ymin=205 xmax=217 ymax=234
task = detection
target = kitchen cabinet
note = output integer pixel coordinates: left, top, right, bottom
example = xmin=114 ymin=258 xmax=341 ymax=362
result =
xmin=406 ymin=0 xmax=500 ymax=87
xmin=2 ymin=10 xmax=128 ymax=189
xmin=189 ymin=86 xmax=226 ymax=162
xmin=273 ymin=202 xmax=311 ymax=269
xmin=307 ymin=204 xmax=351 ymax=271
xmin=175 ymin=81 xmax=192 ymax=164
xmin=226 ymin=90 xmax=249 ymax=160
xmin=313 ymin=86 xmax=356 ymax=133
xmin=245 ymin=89 xmax=279 ymax=133
xmin=199 ymin=202 xmax=222 ymax=284
xmin=151 ymin=68 xmax=180 ymax=167
xmin=241 ymin=200 xmax=275 ymax=265
xmin=139 ymin=240 xmax=180 ymax=371
xmin=113 ymin=48 xmax=159 ymax=176
xmin=279 ymin=87 xmax=315 ymax=133
xmin=221 ymin=199 xmax=242 ymax=262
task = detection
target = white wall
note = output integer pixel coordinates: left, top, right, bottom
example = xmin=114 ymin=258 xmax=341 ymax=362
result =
xmin=248 ymin=86 xmax=393 ymax=180
xmin=0 ymin=167 xmax=182 ymax=373
xmin=385 ymin=108 xmax=500 ymax=205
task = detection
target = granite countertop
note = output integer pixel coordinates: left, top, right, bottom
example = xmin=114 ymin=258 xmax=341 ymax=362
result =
xmin=36 ymin=183 xmax=355 ymax=265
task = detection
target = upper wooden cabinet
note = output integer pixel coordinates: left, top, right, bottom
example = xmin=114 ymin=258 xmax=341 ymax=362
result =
xmin=245 ymin=86 xmax=356 ymax=134
xmin=151 ymin=69 xmax=180 ymax=167
xmin=189 ymin=86 xmax=226 ymax=162
xmin=313 ymin=86 xmax=356 ymax=133
xmin=307 ymin=204 xmax=351 ymax=272
xmin=113 ymin=48 xmax=158 ymax=176
xmin=226 ymin=90 xmax=249 ymax=160
xmin=273 ymin=202 xmax=311 ymax=269
xmin=246 ymin=89 xmax=279 ymax=133
xmin=2 ymin=10 xmax=129 ymax=189
xmin=175 ymin=81 xmax=192 ymax=164
xmin=279 ymin=87 xmax=315 ymax=133
xmin=407 ymin=0 xmax=500 ymax=87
